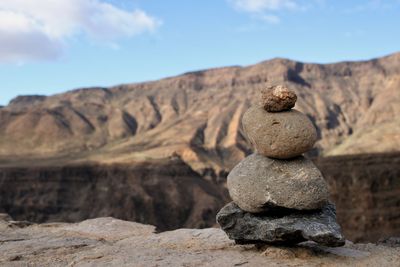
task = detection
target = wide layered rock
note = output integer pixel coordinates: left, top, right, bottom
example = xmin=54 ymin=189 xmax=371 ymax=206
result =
xmin=217 ymin=202 xmax=345 ymax=247
xmin=242 ymin=106 xmax=317 ymax=159
xmin=227 ymin=153 xmax=329 ymax=213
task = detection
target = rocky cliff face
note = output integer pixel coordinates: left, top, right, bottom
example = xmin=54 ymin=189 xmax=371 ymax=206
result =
xmin=1 ymin=153 xmax=399 ymax=242
xmin=1 ymin=53 xmax=399 ymax=173
xmin=0 ymin=216 xmax=399 ymax=267
xmin=316 ymin=152 xmax=400 ymax=242
xmin=0 ymin=158 xmax=227 ymax=231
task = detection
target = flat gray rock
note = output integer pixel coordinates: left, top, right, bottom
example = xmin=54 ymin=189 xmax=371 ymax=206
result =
xmin=227 ymin=154 xmax=329 ymax=213
xmin=217 ymin=202 xmax=345 ymax=247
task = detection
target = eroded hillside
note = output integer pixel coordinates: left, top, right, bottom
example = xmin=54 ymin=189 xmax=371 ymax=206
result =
xmin=1 ymin=53 xmax=399 ymax=173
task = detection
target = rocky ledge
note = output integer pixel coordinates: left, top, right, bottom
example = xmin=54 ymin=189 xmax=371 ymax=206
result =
xmin=0 ymin=215 xmax=399 ymax=266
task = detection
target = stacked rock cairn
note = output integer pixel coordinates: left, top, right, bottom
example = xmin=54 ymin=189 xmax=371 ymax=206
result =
xmin=217 ymin=85 xmax=345 ymax=247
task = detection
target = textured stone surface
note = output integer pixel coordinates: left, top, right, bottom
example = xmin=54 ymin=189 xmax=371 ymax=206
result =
xmin=227 ymin=154 xmax=329 ymax=213
xmin=242 ymin=106 xmax=317 ymax=159
xmin=1 ymin=216 xmax=400 ymax=266
xmin=261 ymin=85 xmax=297 ymax=112
xmin=217 ymin=202 xmax=345 ymax=247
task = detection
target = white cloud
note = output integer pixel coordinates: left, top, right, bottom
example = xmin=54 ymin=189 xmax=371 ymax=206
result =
xmin=230 ymin=0 xmax=298 ymax=13
xmin=0 ymin=11 xmax=63 ymax=63
xmin=229 ymin=0 xmax=305 ymax=24
xmin=345 ymin=0 xmax=399 ymax=13
xmin=259 ymin=14 xmax=281 ymax=23
xmin=0 ymin=0 xmax=161 ymax=63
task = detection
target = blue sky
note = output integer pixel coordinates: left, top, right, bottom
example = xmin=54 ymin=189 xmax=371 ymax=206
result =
xmin=1 ymin=0 xmax=399 ymax=105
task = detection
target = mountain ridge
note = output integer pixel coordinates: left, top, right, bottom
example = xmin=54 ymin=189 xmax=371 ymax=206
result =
xmin=9 ymin=51 xmax=399 ymax=106
xmin=1 ymin=52 xmax=399 ymax=173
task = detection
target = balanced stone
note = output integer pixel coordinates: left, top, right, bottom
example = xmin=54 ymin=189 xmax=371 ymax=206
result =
xmin=217 ymin=84 xmax=344 ymax=248
xmin=216 ymin=202 xmax=345 ymax=247
xmin=242 ymin=106 xmax=317 ymax=159
xmin=227 ymin=154 xmax=329 ymax=213
xmin=261 ymin=85 xmax=297 ymax=112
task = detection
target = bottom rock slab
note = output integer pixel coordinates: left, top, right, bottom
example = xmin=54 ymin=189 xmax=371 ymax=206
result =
xmin=216 ymin=202 xmax=345 ymax=247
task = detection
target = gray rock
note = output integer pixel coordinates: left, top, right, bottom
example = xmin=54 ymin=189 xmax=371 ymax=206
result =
xmin=216 ymin=202 xmax=345 ymax=247
xmin=227 ymin=154 xmax=329 ymax=213
xmin=242 ymin=106 xmax=317 ymax=159
xmin=261 ymin=85 xmax=297 ymax=112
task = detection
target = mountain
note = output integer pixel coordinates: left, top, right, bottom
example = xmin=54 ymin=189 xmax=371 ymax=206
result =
xmin=1 ymin=52 xmax=399 ymax=173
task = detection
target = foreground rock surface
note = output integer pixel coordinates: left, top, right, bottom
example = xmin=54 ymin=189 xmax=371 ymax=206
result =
xmin=227 ymin=154 xmax=329 ymax=212
xmin=0 ymin=216 xmax=399 ymax=267
xmin=217 ymin=202 xmax=345 ymax=247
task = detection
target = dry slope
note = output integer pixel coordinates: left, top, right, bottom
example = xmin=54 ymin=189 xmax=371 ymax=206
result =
xmin=1 ymin=52 xmax=399 ymax=173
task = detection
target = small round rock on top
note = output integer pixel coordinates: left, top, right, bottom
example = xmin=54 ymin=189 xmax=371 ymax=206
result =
xmin=227 ymin=153 xmax=329 ymax=213
xmin=242 ymin=106 xmax=317 ymax=159
xmin=261 ymin=85 xmax=297 ymax=112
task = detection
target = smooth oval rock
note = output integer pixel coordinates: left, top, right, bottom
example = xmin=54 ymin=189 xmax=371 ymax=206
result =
xmin=227 ymin=154 xmax=329 ymax=213
xmin=242 ymin=105 xmax=317 ymax=159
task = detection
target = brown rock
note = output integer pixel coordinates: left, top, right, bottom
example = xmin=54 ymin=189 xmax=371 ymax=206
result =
xmin=261 ymin=85 xmax=297 ymax=112
xmin=260 ymin=246 xmax=315 ymax=259
xmin=242 ymin=106 xmax=317 ymax=159
xmin=261 ymin=247 xmax=296 ymax=259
